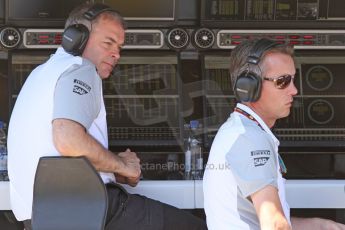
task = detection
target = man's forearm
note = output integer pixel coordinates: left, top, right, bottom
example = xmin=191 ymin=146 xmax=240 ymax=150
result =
xmin=52 ymin=119 xmax=123 ymax=173
xmin=252 ymin=185 xmax=291 ymax=230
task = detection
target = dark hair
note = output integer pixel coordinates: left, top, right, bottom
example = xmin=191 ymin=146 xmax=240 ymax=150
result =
xmin=64 ymin=2 xmax=127 ymax=31
xmin=229 ymin=39 xmax=294 ymax=87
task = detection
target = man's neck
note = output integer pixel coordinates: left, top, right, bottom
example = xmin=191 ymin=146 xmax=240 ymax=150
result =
xmin=243 ymin=103 xmax=276 ymax=128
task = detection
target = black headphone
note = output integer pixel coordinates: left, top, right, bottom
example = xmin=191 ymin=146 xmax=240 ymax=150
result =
xmin=62 ymin=4 xmax=115 ymax=56
xmin=233 ymin=38 xmax=279 ymax=102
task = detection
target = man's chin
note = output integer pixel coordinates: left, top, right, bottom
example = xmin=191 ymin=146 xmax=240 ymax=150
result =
xmin=278 ymin=109 xmax=290 ymax=119
xmin=281 ymin=110 xmax=291 ymax=119
xmin=100 ymin=71 xmax=111 ymax=79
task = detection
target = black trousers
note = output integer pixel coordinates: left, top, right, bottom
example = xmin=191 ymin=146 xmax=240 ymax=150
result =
xmin=105 ymin=183 xmax=207 ymax=230
xmin=23 ymin=183 xmax=207 ymax=230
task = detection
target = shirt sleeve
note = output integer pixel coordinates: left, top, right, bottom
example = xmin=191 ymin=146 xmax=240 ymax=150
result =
xmin=226 ymin=132 xmax=278 ymax=198
xmin=53 ymin=63 xmax=102 ymax=129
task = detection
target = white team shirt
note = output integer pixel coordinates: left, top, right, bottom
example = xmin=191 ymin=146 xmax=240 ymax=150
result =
xmin=203 ymin=103 xmax=290 ymax=230
xmin=8 ymin=48 xmax=114 ymax=221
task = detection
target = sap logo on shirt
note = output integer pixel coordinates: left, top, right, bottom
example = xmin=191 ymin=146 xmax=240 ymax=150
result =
xmin=73 ymin=85 xmax=88 ymax=95
xmin=73 ymin=79 xmax=91 ymax=95
xmin=254 ymin=157 xmax=270 ymax=167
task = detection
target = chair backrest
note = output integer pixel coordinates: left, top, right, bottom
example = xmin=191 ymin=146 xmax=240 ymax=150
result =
xmin=31 ymin=156 xmax=108 ymax=230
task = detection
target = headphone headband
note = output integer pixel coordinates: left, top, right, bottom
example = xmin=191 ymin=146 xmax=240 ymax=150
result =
xmin=83 ymin=3 xmax=114 ymax=20
xmin=62 ymin=3 xmax=115 ymax=56
xmin=233 ymin=38 xmax=280 ymax=102
xmin=247 ymin=38 xmax=280 ymax=65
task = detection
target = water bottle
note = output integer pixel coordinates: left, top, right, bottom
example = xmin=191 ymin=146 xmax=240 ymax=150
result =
xmin=0 ymin=121 xmax=8 ymax=176
xmin=184 ymin=144 xmax=192 ymax=180
xmin=189 ymin=120 xmax=203 ymax=180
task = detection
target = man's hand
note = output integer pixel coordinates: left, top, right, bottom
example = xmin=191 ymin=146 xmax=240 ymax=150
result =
xmin=115 ymin=173 xmax=140 ymax=187
xmin=115 ymin=149 xmax=141 ymax=187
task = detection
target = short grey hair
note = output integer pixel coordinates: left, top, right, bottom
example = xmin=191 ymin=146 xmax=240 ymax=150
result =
xmin=64 ymin=2 xmax=127 ymax=31
xmin=229 ymin=39 xmax=294 ymax=87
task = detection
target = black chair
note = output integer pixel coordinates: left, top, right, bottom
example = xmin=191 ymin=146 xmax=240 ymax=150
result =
xmin=31 ymin=156 xmax=108 ymax=230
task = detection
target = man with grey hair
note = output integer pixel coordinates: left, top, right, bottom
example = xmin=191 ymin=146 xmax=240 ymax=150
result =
xmin=8 ymin=3 xmax=207 ymax=230
xmin=203 ymin=38 xmax=345 ymax=230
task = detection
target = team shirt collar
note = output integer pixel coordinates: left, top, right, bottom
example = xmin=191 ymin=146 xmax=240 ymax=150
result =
xmin=236 ymin=103 xmax=280 ymax=146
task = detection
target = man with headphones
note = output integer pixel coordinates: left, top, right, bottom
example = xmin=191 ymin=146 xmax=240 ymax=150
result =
xmin=203 ymin=39 xmax=345 ymax=230
xmin=8 ymin=3 xmax=206 ymax=230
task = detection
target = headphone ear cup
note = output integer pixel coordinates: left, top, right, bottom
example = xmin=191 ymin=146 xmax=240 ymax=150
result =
xmin=234 ymin=71 xmax=262 ymax=102
xmin=62 ymin=24 xmax=90 ymax=56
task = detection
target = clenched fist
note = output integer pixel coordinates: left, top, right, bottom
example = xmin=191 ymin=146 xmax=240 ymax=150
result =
xmin=115 ymin=149 xmax=141 ymax=187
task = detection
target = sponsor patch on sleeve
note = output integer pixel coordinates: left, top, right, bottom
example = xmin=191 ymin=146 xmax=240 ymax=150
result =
xmin=73 ymin=79 xmax=91 ymax=95
xmin=250 ymin=150 xmax=271 ymax=167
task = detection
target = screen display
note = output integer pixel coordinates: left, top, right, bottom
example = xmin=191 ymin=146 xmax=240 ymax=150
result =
xmin=103 ymin=0 xmax=175 ymax=20
xmin=8 ymin=0 xmax=87 ymax=20
xmin=202 ymin=0 xmax=345 ymax=22
xmin=0 ymin=0 xmax=4 ymax=22
xmin=327 ymin=0 xmax=345 ymax=19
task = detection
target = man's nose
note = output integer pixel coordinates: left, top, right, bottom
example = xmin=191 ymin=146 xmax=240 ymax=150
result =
xmin=289 ymin=81 xmax=298 ymax=96
xmin=111 ymin=51 xmax=120 ymax=61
